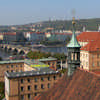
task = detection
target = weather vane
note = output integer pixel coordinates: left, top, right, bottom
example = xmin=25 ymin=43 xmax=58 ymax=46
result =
xmin=71 ymin=9 xmax=76 ymax=25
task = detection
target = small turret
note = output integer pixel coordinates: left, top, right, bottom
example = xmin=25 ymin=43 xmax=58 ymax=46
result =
xmin=67 ymin=17 xmax=81 ymax=76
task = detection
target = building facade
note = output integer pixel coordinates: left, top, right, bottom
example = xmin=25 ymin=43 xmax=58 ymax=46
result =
xmin=5 ymin=68 xmax=61 ymax=100
xmin=80 ymin=41 xmax=100 ymax=71
xmin=0 ymin=57 xmax=57 ymax=82
xmin=0 ymin=60 xmax=24 ymax=82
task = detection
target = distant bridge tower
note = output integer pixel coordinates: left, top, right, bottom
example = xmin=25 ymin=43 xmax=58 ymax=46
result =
xmin=98 ymin=25 xmax=100 ymax=32
xmin=83 ymin=26 xmax=86 ymax=32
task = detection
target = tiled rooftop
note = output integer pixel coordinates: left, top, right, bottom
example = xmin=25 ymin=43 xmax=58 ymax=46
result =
xmin=5 ymin=67 xmax=59 ymax=78
xmin=34 ymin=68 xmax=100 ymax=100
xmin=0 ymin=57 xmax=57 ymax=66
xmin=81 ymin=40 xmax=100 ymax=51
xmin=77 ymin=31 xmax=100 ymax=42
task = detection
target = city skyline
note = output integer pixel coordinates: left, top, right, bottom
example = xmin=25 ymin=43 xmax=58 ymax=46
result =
xmin=0 ymin=0 xmax=100 ymax=25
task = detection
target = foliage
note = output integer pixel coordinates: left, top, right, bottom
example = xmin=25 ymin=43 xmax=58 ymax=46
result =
xmin=0 ymin=82 xmax=5 ymax=100
xmin=60 ymin=68 xmax=68 ymax=74
xmin=27 ymin=51 xmax=52 ymax=59
xmin=27 ymin=51 xmax=66 ymax=61
xmin=53 ymin=53 xmax=66 ymax=61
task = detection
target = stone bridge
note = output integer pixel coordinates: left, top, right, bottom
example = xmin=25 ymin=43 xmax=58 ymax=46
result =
xmin=0 ymin=44 xmax=31 ymax=55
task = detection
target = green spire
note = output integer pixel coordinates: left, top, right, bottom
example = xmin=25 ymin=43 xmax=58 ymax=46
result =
xmin=67 ymin=17 xmax=80 ymax=48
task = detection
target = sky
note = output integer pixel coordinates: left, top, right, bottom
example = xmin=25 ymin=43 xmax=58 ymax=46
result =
xmin=0 ymin=0 xmax=100 ymax=25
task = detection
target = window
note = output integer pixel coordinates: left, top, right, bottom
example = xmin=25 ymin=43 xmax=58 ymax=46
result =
xmin=48 ymin=83 xmax=50 ymax=88
xmin=20 ymin=70 xmax=22 ymax=72
xmin=16 ymin=65 xmax=18 ymax=67
xmin=6 ymin=65 xmax=9 ymax=68
xmin=34 ymin=78 xmax=38 ymax=82
xmin=34 ymin=85 xmax=37 ymax=90
xmin=75 ymin=53 xmax=77 ymax=60
xmin=6 ymin=70 xmax=9 ymax=73
xmin=21 ymin=87 xmax=24 ymax=91
xmin=97 ymin=61 xmax=100 ymax=66
xmin=35 ymin=93 xmax=37 ymax=96
xmin=20 ymin=65 xmax=22 ymax=67
xmin=92 ymin=55 xmax=95 ymax=59
xmin=21 ymin=95 xmax=24 ymax=100
xmin=92 ymin=62 xmax=95 ymax=67
xmin=28 ymin=86 xmax=30 ymax=91
xmin=53 ymin=76 xmax=56 ymax=80
xmin=48 ymin=77 xmax=50 ymax=81
xmin=28 ymin=94 xmax=30 ymax=99
xmin=48 ymin=62 xmax=51 ymax=65
xmin=11 ymin=65 xmax=13 ymax=68
xmin=16 ymin=70 xmax=18 ymax=72
xmin=41 ymin=77 xmax=44 ymax=81
xmin=86 ymin=62 xmax=88 ymax=67
xmin=52 ymin=62 xmax=55 ymax=66
xmin=27 ymin=79 xmax=30 ymax=83
xmin=41 ymin=84 xmax=44 ymax=89
xmin=59 ymin=74 xmax=62 ymax=77
xmin=11 ymin=70 xmax=13 ymax=72
xmin=21 ymin=79 xmax=23 ymax=83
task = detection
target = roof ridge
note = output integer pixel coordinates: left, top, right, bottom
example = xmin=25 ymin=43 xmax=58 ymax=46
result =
xmin=78 ymin=67 xmax=100 ymax=77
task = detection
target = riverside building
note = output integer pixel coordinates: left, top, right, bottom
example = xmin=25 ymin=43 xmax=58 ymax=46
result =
xmin=0 ymin=57 xmax=57 ymax=82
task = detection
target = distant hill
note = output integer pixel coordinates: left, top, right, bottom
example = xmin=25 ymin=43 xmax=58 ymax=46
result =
xmin=1 ymin=18 xmax=100 ymax=32
xmin=38 ymin=18 xmax=100 ymax=31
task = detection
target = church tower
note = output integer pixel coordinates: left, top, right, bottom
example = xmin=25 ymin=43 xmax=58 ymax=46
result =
xmin=67 ymin=17 xmax=81 ymax=76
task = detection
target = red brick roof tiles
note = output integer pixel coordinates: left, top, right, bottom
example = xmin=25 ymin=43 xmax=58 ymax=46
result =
xmin=34 ymin=68 xmax=100 ymax=100
xmin=4 ymin=32 xmax=16 ymax=35
xmin=77 ymin=32 xmax=100 ymax=42
xmin=81 ymin=40 xmax=100 ymax=51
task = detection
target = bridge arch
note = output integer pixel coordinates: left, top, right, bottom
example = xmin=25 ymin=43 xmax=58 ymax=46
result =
xmin=19 ymin=50 xmax=25 ymax=55
xmin=4 ymin=46 xmax=8 ymax=52
xmin=13 ymin=48 xmax=18 ymax=55
xmin=8 ymin=48 xmax=12 ymax=53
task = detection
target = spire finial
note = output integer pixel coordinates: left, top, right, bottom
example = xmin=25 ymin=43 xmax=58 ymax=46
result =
xmin=72 ymin=17 xmax=75 ymax=25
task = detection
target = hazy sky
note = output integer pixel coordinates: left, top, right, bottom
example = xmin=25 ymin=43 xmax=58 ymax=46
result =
xmin=0 ymin=0 xmax=100 ymax=25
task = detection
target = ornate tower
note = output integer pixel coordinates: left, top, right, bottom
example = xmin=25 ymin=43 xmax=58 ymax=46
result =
xmin=67 ymin=17 xmax=81 ymax=76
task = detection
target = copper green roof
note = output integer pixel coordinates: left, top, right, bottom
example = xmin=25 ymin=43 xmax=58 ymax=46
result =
xmin=67 ymin=21 xmax=80 ymax=48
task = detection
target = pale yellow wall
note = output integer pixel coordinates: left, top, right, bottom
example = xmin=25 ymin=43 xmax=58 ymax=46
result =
xmin=24 ymin=63 xmax=36 ymax=71
xmin=80 ymin=50 xmax=89 ymax=70
xmin=79 ymin=42 xmax=88 ymax=47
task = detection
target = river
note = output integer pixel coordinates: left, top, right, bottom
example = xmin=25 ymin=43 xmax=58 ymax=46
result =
xmin=33 ymin=46 xmax=67 ymax=54
xmin=0 ymin=45 xmax=67 ymax=60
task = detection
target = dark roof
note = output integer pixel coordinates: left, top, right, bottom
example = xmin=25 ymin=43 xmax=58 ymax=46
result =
xmin=34 ymin=68 xmax=100 ymax=100
xmin=5 ymin=67 xmax=59 ymax=78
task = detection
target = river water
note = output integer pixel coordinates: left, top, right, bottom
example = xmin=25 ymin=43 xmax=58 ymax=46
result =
xmin=0 ymin=46 xmax=67 ymax=60
xmin=33 ymin=46 xmax=67 ymax=54
xmin=0 ymin=48 xmax=11 ymax=60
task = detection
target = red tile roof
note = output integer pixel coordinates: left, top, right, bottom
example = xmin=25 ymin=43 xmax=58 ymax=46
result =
xmin=80 ymin=40 xmax=100 ymax=51
xmin=34 ymin=68 xmax=100 ymax=100
xmin=4 ymin=32 xmax=16 ymax=35
xmin=77 ymin=32 xmax=100 ymax=42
